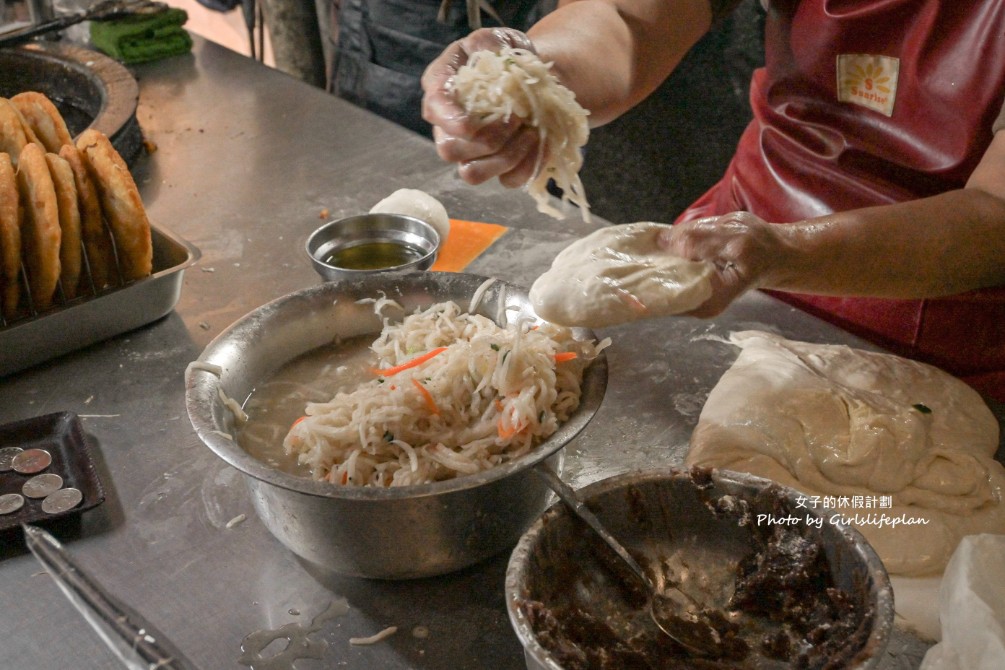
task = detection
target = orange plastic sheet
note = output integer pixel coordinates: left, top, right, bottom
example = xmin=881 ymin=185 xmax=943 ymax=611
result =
xmin=430 ymin=219 xmax=510 ymax=272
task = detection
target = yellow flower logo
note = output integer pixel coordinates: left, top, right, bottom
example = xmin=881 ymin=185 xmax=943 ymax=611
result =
xmin=843 ymin=62 xmax=893 ymax=97
xmin=836 ymin=54 xmax=900 ymax=117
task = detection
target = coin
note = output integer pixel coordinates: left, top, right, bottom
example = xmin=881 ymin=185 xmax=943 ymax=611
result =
xmin=0 ymin=446 xmax=23 ymax=472
xmin=23 ymin=473 xmax=64 ymax=499
xmin=0 ymin=493 xmax=24 ymax=515
xmin=41 ymin=487 xmax=83 ymax=515
xmin=11 ymin=448 xmax=52 ymax=474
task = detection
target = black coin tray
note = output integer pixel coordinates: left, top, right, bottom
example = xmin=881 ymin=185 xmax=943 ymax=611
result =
xmin=0 ymin=411 xmax=105 ymax=532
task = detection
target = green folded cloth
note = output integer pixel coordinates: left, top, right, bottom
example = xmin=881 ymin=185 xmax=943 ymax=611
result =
xmin=90 ymin=7 xmax=193 ymax=65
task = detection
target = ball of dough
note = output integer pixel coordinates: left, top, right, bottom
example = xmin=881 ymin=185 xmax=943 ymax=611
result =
xmin=369 ymin=188 xmax=450 ymax=243
xmin=529 ymin=222 xmax=714 ymax=328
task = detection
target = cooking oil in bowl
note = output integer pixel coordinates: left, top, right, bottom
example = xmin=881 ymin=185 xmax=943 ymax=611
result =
xmin=325 ymin=240 xmax=425 ymax=271
xmin=306 ymin=213 xmax=440 ymax=280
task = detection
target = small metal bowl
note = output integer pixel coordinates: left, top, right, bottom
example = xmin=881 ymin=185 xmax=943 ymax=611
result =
xmin=506 ymin=468 xmax=894 ymax=669
xmin=306 ymin=213 xmax=440 ymax=280
xmin=185 ymin=273 xmax=608 ymax=579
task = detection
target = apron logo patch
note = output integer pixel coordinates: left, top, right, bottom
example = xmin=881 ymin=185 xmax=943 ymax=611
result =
xmin=837 ymin=54 xmax=899 ymax=117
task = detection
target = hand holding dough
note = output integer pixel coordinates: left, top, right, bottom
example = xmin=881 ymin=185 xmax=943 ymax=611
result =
xmin=529 ymin=222 xmax=714 ymax=328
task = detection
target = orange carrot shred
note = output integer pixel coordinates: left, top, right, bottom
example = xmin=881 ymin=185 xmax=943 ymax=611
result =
xmin=496 ymin=404 xmax=526 ymax=440
xmin=371 ymin=347 xmax=448 ymax=376
xmin=497 ymin=417 xmax=518 ymax=440
xmin=554 ymin=352 xmax=578 ymax=363
xmin=412 ymin=379 xmax=441 ymax=416
xmin=291 ymin=415 xmax=307 ymax=429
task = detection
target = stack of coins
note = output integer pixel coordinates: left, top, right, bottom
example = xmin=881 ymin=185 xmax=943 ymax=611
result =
xmin=0 ymin=446 xmax=84 ymax=518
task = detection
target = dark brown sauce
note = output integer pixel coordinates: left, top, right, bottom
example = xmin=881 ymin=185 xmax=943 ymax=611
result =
xmin=523 ymin=483 xmax=873 ymax=669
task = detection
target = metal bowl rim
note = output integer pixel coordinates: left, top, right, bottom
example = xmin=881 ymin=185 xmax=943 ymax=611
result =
xmin=185 ymin=272 xmax=608 ymax=502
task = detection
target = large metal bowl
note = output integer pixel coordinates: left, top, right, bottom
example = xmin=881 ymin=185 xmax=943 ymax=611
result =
xmin=185 ymin=272 xmax=608 ymax=579
xmin=506 ymin=468 xmax=895 ymax=669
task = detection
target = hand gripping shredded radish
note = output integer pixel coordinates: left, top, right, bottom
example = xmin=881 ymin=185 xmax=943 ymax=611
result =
xmin=450 ymin=47 xmax=591 ymax=223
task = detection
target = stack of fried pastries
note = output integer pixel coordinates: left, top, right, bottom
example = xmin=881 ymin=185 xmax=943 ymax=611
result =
xmin=0 ymin=92 xmax=153 ymax=323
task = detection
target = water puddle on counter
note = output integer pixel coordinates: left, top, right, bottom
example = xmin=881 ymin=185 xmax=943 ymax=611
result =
xmin=238 ymin=599 xmax=350 ymax=669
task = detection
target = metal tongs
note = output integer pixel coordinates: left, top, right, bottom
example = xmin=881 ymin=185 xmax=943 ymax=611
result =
xmin=23 ymin=524 xmax=198 ymax=670
xmin=0 ymin=0 xmax=168 ymax=49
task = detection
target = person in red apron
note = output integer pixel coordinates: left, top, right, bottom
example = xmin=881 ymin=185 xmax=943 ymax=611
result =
xmin=421 ymin=0 xmax=1005 ymax=402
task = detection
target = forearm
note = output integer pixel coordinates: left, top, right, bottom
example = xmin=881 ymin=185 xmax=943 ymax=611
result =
xmin=527 ymin=0 xmax=713 ymax=126
xmin=767 ymin=188 xmax=1005 ymax=298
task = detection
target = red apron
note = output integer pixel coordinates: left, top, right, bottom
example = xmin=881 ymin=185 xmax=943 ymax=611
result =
xmin=678 ymin=0 xmax=1005 ymax=402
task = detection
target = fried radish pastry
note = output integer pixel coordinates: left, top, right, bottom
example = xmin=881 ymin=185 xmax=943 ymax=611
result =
xmin=76 ymin=129 xmax=152 ymax=281
xmin=11 ymin=92 xmax=72 ymax=153
xmin=45 ymin=153 xmax=83 ymax=300
xmin=59 ymin=144 xmax=118 ymax=292
xmin=0 ymin=97 xmax=38 ymax=166
xmin=0 ymin=153 xmax=20 ymax=320
xmin=15 ymin=143 xmax=61 ymax=310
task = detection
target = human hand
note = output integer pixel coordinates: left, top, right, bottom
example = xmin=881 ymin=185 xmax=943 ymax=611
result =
xmin=420 ymin=28 xmax=545 ymax=187
xmin=657 ymin=211 xmax=785 ymax=317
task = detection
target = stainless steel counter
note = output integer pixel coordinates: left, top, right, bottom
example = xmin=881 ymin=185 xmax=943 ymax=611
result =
xmin=0 ymin=35 xmax=997 ymax=669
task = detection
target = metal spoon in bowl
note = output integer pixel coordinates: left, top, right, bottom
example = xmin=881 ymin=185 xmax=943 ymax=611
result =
xmin=534 ymin=465 xmax=723 ymax=657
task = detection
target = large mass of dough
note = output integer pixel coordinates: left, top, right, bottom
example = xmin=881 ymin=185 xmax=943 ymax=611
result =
xmin=687 ymin=330 xmax=1005 ymax=577
xmin=529 ymin=222 xmax=714 ymax=328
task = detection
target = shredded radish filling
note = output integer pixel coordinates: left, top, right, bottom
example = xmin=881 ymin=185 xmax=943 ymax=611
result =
xmin=283 ymin=293 xmax=608 ymax=487
xmin=449 ymin=47 xmax=591 ymax=222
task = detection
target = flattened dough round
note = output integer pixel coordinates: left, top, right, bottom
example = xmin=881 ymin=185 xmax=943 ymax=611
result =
xmin=59 ymin=144 xmax=118 ymax=292
xmin=15 ymin=143 xmax=61 ymax=310
xmin=529 ymin=222 xmax=714 ymax=328
xmin=686 ymin=330 xmax=1005 ymax=576
xmin=76 ymin=129 xmax=152 ymax=281
xmin=0 ymin=153 xmax=20 ymax=320
xmin=45 ymin=152 xmax=82 ymax=300
xmin=11 ymin=92 xmax=72 ymax=153
xmin=370 ymin=188 xmax=450 ymax=243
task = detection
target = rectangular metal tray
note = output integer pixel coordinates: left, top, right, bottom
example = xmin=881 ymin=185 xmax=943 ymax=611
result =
xmin=0 ymin=225 xmax=200 ymax=376
xmin=0 ymin=411 xmax=105 ymax=532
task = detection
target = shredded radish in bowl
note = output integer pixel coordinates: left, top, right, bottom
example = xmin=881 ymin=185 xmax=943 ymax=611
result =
xmin=284 ymin=284 xmax=609 ymax=487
